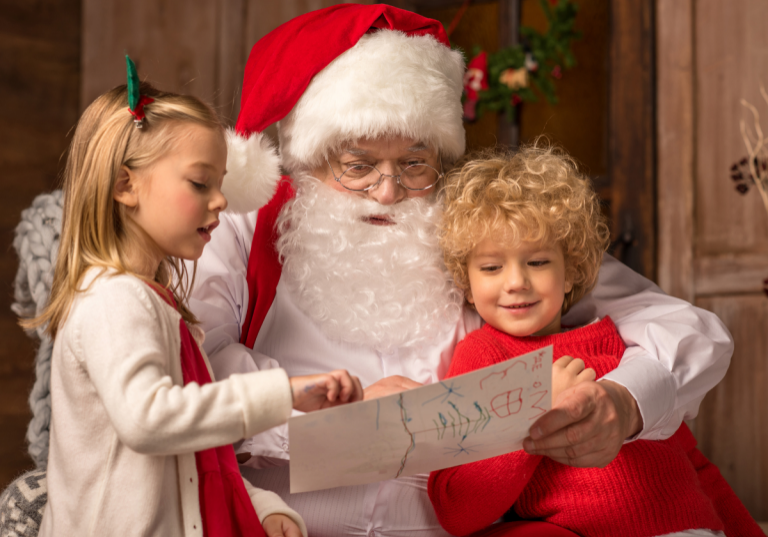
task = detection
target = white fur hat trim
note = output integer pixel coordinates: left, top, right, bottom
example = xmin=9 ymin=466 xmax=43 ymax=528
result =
xmin=222 ymin=129 xmax=281 ymax=214
xmin=278 ymin=30 xmax=466 ymax=174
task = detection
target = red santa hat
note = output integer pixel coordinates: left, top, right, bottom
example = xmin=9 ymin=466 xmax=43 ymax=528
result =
xmin=223 ymin=4 xmax=466 ymax=213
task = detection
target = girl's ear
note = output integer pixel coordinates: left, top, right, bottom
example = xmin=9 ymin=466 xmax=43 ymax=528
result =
xmin=114 ymin=165 xmax=139 ymax=208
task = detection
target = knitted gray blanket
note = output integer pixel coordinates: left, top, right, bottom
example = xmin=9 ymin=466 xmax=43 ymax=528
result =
xmin=12 ymin=190 xmax=62 ymax=470
xmin=1 ymin=191 xmax=62 ymax=536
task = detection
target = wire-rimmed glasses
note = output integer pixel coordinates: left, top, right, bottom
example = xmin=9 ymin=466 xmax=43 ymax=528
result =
xmin=325 ymin=157 xmax=443 ymax=192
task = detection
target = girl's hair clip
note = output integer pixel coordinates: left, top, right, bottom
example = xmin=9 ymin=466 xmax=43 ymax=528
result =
xmin=126 ymin=55 xmax=154 ymax=129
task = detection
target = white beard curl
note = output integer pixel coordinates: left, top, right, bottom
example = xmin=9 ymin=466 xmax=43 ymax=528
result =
xmin=276 ymin=175 xmax=463 ymax=352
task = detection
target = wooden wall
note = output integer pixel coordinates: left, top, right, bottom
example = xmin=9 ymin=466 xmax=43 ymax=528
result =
xmin=80 ymin=0 xmax=371 ymax=122
xmin=0 ymin=0 xmax=81 ymax=490
xmin=658 ymin=0 xmax=768 ymax=519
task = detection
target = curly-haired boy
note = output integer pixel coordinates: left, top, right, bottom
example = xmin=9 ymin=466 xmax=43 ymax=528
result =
xmin=428 ymin=146 xmax=760 ymax=537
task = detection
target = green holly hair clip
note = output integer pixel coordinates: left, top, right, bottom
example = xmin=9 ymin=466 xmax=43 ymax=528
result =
xmin=126 ymin=55 xmax=154 ymax=128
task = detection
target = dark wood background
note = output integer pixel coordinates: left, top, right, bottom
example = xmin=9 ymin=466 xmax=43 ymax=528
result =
xmin=0 ymin=0 xmax=80 ymax=489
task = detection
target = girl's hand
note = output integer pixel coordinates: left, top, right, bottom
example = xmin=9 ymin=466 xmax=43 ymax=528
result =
xmin=289 ymin=370 xmax=364 ymax=412
xmin=552 ymin=355 xmax=595 ymax=403
xmin=262 ymin=513 xmax=303 ymax=537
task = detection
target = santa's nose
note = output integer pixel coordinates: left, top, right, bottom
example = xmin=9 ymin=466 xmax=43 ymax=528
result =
xmin=367 ymin=174 xmax=407 ymax=205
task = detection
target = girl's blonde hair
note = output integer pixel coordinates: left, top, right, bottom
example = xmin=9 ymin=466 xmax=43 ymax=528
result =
xmin=439 ymin=144 xmax=610 ymax=314
xmin=24 ymin=82 xmax=224 ymax=337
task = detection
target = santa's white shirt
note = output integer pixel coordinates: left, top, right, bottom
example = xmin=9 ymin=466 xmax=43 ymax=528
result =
xmin=189 ymin=210 xmax=733 ymax=537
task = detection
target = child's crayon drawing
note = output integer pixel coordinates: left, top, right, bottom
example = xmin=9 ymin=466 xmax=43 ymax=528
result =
xmin=289 ymin=346 xmax=552 ymax=493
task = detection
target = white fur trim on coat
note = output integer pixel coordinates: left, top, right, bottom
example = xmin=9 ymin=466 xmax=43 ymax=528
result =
xmin=223 ymin=129 xmax=281 ymax=214
xmin=278 ymin=30 xmax=466 ymax=174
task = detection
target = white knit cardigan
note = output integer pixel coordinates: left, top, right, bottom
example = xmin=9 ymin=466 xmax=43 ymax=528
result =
xmin=39 ymin=269 xmax=306 ymax=537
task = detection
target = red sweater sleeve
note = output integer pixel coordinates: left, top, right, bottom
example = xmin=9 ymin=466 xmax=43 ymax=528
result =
xmin=428 ymin=335 xmax=543 ymax=537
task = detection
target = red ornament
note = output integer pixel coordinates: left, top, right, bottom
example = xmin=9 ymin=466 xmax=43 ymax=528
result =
xmin=511 ymin=94 xmax=523 ymax=106
xmin=463 ymin=52 xmax=489 ymax=101
xmin=551 ymin=65 xmax=562 ymax=79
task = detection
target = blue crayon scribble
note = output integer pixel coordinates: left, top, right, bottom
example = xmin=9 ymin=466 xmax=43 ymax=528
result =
xmin=443 ymin=442 xmax=482 ymax=457
xmin=421 ymin=381 xmax=465 ymax=406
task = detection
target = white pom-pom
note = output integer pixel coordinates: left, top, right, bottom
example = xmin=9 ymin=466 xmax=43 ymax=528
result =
xmin=222 ymin=129 xmax=282 ymax=214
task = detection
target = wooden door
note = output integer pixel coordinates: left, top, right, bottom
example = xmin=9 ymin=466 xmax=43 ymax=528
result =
xmin=658 ymin=0 xmax=768 ymax=519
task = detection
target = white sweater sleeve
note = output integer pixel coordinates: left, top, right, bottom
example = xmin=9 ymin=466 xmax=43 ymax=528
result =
xmin=242 ymin=477 xmax=308 ymax=537
xmin=563 ymin=254 xmax=733 ymax=440
xmin=72 ymin=275 xmax=293 ymax=456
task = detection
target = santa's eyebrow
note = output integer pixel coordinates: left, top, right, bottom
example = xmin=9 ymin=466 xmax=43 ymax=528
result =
xmin=408 ymin=144 xmax=428 ymax=152
xmin=343 ymin=147 xmax=368 ymax=156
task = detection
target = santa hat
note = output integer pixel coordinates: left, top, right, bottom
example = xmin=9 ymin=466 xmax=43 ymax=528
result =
xmin=223 ymin=4 xmax=466 ymax=214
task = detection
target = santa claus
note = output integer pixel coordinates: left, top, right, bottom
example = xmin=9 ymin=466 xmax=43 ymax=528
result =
xmin=189 ymin=5 xmax=732 ymax=537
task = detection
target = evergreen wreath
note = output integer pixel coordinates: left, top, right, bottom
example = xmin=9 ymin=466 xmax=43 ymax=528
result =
xmin=459 ymin=0 xmax=580 ymax=122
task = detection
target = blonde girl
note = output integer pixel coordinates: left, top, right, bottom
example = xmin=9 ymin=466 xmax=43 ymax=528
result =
xmin=28 ymin=82 xmax=362 ymax=537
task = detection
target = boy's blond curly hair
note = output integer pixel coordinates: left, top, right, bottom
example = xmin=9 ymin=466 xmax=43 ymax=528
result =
xmin=439 ymin=144 xmax=610 ymax=314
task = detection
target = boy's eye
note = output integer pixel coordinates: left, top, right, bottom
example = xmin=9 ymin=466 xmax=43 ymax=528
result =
xmin=528 ymin=260 xmax=550 ymax=267
xmin=190 ymin=180 xmax=208 ymax=191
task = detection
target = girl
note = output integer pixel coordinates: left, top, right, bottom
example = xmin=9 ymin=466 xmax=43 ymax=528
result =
xmin=28 ymin=81 xmax=363 ymax=537
xmin=428 ymin=146 xmax=762 ymax=537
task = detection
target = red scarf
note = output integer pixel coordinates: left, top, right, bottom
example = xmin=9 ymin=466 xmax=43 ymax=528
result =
xmin=151 ymin=285 xmax=267 ymax=537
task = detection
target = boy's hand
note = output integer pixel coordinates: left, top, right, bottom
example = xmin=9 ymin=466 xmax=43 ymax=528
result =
xmin=552 ymin=355 xmax=595 ymax=403
xmin=289 ymin=370 xmax=364 ymax=412
xmin=262 ymin=513 xmax=303 ymax=537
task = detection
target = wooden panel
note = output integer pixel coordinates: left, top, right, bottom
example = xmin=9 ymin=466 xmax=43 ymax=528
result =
xmin=695 ymin=294 xmax=768 ymax=520
xmin=695 ymin=0 xmax=768 ymax=257
xmin=606 ymin=0 xmax=655 ymax=279
xmin=694 ymin=253 xmax=768 ymax=296
xmin=0 ymin=0 xmax=81 ymax=489
xmin=81 ymin=0 xmax=221 ymax=111
xmin=656 ymin=0 xmax=694 ymax=302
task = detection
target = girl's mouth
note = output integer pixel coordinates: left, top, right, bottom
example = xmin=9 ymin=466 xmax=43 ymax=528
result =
xmin=197 ymin=221 xmax=219 ymax=242
xmin=362 ymin=214 xmax=395 ymax=226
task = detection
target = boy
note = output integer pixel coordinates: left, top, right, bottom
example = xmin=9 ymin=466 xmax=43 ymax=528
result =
xmin=428 ymin=147 xmax=761 ymax=537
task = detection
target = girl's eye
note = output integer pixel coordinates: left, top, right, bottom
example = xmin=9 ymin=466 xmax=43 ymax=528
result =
xmin=479 ymin=265 xmax=502 ymax=272
xmin=528 ymin=260 xmax=550 ymax=267
xmin=190 ymin=181 xmax=208 ymax=191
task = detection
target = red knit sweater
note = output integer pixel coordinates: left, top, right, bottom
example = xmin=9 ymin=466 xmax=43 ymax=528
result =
xmin=428 ymin=318 xmax=727 ymax=537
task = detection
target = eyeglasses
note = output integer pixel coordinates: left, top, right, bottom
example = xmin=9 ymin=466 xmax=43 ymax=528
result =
xmin=325 ymin=157 xmax=444 ymax=192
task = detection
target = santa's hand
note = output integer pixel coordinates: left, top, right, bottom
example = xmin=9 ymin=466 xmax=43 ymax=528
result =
xmin=262 ymin=513 xmax=303 ymax=537
xmin=523 ymin=380 xmax=643 ymax=468
xmin=552 ymin=355 xmax=596 ymax=401
xmin=289 ymin=370 xmax=364 ymax=412
xmin=363 ymin=375 xmax=422 ymax=400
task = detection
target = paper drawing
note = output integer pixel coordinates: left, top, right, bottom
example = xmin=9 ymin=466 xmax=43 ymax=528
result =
xmin=288 ymin=345 xmax=553 ymax=493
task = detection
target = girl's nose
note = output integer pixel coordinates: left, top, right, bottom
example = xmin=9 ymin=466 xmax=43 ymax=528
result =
xmin=211 ymin=187 xmax=228 ymax=212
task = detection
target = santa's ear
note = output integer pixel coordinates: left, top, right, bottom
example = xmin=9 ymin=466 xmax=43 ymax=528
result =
xmin=221 ymin=129 xmax=282 ymax=214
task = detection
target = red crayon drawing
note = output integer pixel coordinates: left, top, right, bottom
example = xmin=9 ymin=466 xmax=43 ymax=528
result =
xmin=490 ymin=388 xmax=523 ymax=418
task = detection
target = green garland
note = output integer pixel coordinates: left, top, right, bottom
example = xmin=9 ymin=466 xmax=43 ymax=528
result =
xmin=463 ymin=0 xmax=580 ymax=121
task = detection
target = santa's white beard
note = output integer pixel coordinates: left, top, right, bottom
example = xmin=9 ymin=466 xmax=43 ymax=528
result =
xmin=276 ymin=175 xmax=463 ymax=352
